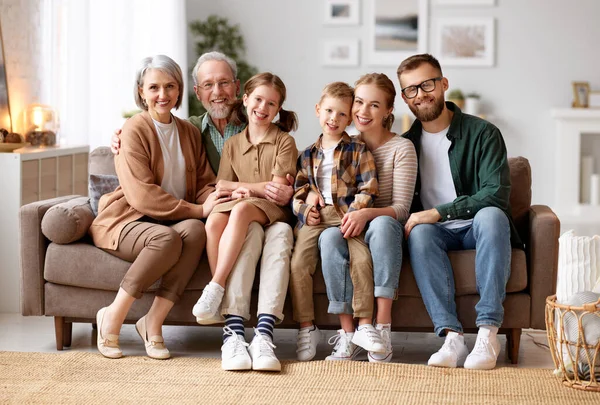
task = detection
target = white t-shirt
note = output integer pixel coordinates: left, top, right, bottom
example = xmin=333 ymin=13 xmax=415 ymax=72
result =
xmin=317 ymin=145 xmax=336 ymax=205
xmin=420 ymin=127 xmax=472 ymax=230
xmin=153 ymin=118 xmax=187 ymax=200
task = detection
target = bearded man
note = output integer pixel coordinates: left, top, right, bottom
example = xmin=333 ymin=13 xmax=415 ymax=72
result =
xmin=397 ymin=54 xmax=520 ymax=370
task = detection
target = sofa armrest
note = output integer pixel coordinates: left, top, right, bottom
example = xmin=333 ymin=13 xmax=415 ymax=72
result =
xmin=527 ymin=204 xmax=560 ymax=329
xmin=20 ymin=195 xmax=83 ymax=316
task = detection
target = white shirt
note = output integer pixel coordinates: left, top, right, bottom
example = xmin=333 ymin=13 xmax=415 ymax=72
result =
xmin=420 ymin=127 xmax=472 ymax=230
xmin=317 ymin=145 xmax=336 ymax=205
xmin=153 ymin=118 xmax=187 ymax=200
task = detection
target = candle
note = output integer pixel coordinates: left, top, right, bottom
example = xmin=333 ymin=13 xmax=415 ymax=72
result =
xmin=591 ymin=174 xmax=600 ymax=205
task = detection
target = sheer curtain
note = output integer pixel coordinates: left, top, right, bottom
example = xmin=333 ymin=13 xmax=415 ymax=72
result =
xmin=41 ymin=0 xmax=188 ymax=149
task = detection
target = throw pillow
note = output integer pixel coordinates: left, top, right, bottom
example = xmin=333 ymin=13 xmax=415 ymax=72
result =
xmin=89 ymin=174 xmax=120 ymax=216
xmin=41 ymin=196 xmax=95 ymax=244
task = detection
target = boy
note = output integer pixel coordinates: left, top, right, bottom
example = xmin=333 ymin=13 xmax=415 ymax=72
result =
xmin=289 ymin=82 xmax=384 ymax=362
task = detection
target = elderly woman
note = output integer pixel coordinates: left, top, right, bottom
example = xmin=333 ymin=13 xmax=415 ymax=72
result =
xmin=89 ymin=55 xmax=227 ymax=360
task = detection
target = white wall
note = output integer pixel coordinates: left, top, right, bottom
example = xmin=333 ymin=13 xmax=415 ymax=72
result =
xmin=186 ymin=0 xmax=600 ymax=208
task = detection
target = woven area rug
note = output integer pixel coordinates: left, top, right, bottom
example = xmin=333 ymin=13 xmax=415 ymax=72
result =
xmin=0 ymin=351 xmax=597 ymax=404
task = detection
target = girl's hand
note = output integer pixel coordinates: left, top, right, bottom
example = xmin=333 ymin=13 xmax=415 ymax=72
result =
xmin=232 ymin=187 xmax=254 ymax=199
xmin=305 ymin=206 xmax=321 ymax=226
xmin=202 ymin=190 xmax=232 ymax=218
xmin=340 ymin=210 xmax=369 ymax=238
xmin=216 ymin=180 xmax=237 ymax=193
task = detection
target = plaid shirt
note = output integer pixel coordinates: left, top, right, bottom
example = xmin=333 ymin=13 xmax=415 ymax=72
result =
xmin=293 ymin=132 xmax=378 ymax=227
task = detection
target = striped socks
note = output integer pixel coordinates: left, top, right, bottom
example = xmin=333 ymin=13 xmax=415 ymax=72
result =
xmin=256 ymin=313 xmax=276 ymax=341
xmin=223 ymin=315 xmax=245 ymax=342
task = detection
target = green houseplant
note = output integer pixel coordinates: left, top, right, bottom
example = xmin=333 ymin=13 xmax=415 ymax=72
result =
xmin=188 ymin=15 xmax=258 ymax=117
xmin=446 ymin=89 xmax=465 ymax=109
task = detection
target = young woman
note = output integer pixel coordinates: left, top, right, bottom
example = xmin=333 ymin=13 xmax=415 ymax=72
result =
xmin=318 ymin=73 xmax=418 ymax=362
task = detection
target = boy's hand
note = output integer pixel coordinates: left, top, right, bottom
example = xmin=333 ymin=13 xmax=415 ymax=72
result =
xmin=265 ymin=174 xmax=294 ymax=206
xmin=111 ymin=129 xmax=122 ymax=155
xmin=341 ymin=210 xmax=369 ymax=239
xmin=306 ymin=192 xmax=325 ymax=208
xmin=306 ymin=206 xmax=321 ymax=226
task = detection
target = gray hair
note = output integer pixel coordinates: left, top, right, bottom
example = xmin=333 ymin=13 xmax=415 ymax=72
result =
xmin=134 ymin=55 xmax=184 ymax=110
xmin=191 ymin=51 xmax=237 ymax=86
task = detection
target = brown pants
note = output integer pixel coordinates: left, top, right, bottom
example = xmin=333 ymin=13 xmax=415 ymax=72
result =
xmin=105 ymin=219 xmax=206 ymax=303
xmin=290 ymin=206 xmax=373 ymax=322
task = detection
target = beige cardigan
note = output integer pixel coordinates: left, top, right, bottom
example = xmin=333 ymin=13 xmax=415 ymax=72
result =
xmin=89 ymin=112 xmax=215 ymax=250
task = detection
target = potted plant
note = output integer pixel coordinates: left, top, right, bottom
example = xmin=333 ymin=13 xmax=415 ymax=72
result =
xmin=464 ymin=92 xmax=481 ymax=115
xmin=447 ymin=89 xmax=465 ymax=109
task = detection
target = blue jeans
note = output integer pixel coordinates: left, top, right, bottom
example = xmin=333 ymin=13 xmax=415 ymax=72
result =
xmin=407 ymin=207 xmax=511 ymax=337
xmin=319 ymin=216 xmax=404 ymax=315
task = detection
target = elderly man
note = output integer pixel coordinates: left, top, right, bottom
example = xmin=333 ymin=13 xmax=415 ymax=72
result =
xmin=398 ymin=53 xmax=519 ymax=370
xmin=112 ymin=52 xmax=294 ymax=372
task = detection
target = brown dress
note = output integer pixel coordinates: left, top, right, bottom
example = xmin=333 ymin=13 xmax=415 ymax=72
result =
xmin=212 ymin=123 xmax=298 ymax=224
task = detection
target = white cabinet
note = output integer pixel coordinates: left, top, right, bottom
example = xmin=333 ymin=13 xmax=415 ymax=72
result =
xmin=0 ymin=145 xmax=89 ymax=313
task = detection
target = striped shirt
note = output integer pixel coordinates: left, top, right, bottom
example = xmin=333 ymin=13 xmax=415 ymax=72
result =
xmin=357 ymin=133 xmax=417 ymax=223
xmin=293 ymin=132 xmax=378 ymax=227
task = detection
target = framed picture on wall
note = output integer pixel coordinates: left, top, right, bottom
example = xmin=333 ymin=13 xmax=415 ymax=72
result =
xmin=324 ymin=0 xmax=360 ymax=26
xmin=322 ymin=39 xmax=360 ymax=67
xmin=434 ymin=17 xmax=495 ymax=67
xmin=572 ymin=82 xmax=591 ymax=108
xmin=368 ymin=0 xmax=429 ymax=66
xmin=434 ymin=0 xmax=495 ymax=6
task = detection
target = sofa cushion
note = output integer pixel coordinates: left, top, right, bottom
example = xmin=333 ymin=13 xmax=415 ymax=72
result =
xmin=89 ymin=146 xmax=116 ymax=176
xmin=88 ymin=174 xmax=120 ymax=216
xmin=508 ymin=157 xmax=532 ymax=238
xmin=41 ymin=197 xmax=95 ymax=244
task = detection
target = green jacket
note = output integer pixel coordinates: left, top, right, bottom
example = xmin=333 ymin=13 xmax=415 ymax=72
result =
xmin=403 ymin=102 xmax=523 ymax=248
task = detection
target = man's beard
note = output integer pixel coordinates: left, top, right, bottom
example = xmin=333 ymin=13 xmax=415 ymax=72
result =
xmin=409 ymin=95 xmax=445 ymax=122
xmin=203 ymin=101 xmax=232 ymax=120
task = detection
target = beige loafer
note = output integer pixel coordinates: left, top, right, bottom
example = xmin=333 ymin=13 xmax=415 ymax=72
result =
xmin=96 ymin=307 xmax=122 ymax=359
xmin=135 ymin=316 xmax=170 ymax=360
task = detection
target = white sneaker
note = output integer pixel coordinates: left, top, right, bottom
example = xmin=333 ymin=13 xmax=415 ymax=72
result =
xmin=428 ymin=331 xmax=469 ymax=368
xmin=248 ymin=329 xmax=281 ymax=372
xmin=196 ymin=312 xmax=225 ymax=325
xmin=221 ymin=327 xmax=251 ymax=371
xmin=296 ymin=326 xmax=321 ymax=361
xmin=368 ymin=324 xmax=393 ymax=363
xmin=192 ymin=282 xmax=224 ymax=319
xmin=325 ymin=330 xmax=362 ymax=361
xmin=464 ymin=328 xmax=501 ymax=370
xmin=352 ymin=324 xmax=386 ymax=353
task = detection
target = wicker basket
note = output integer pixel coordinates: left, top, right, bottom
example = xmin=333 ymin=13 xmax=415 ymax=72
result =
xmin=545 ymin=294 xmax=600 ymax=391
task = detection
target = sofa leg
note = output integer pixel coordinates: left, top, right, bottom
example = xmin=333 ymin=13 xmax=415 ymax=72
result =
xmin=506 ymin=328 xmax=521 ymax=364
xmin=63 ymin=321 xmax=73 ymax=347
xmin=54 ymin=317 xmax=65 ymax=351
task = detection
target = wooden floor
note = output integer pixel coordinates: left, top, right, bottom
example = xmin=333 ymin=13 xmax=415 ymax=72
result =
xmin=0 ymin=314 xmax=555 ymax=368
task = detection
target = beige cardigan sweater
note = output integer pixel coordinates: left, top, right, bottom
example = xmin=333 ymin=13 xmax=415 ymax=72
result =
xmin=89 ymin=112 xmax=215 ymax=250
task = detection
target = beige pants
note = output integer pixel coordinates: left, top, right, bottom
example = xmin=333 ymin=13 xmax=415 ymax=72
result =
xmin=290 ymin=206 xmax=374 ymax=323
xmin=105 ymin=219 xmax=206 ymax=303
xmin=220 ymin=221 xmax=293 ymax=322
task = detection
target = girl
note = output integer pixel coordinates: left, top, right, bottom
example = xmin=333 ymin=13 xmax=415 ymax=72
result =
xmin=193 ymin=72 xmax=298 ymax=371
xmin=319 ymin=73 xmax=418 ymax=362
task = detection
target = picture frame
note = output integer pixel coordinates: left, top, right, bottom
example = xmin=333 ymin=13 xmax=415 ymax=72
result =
xmin=322 ymin=39 xmax=360 ymax=67
xmin=434 ymin=0 xmax=495 ymax=6
xmin=368 ymin=0 xmax=429 ymax=66
xmin=434 ymin=17 xmax=495 ymax=67
xmin=324 ymin=0 xmax=360 ymax=26
xmin=589 ymin=91 xmax=600 ymax=109
xmin=572 ymin=82 xmax=591 ymax=108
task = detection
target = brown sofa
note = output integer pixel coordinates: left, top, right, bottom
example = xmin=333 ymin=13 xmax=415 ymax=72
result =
xmin=20 ymin=147 xmax=560 ymax=363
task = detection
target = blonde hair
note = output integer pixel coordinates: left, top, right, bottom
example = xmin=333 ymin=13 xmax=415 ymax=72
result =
xmin=354 ymin=73 xmax=396 ymax=130
xmin=319 ymin=81 xmax=354 ymax=105
xmin=230 ymin=72 xmax=299 ymax=132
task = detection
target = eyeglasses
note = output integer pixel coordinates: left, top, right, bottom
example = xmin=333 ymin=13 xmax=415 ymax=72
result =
xmin=401 ymin=77 xmax=443 ymax=99
xmin=198 ymin=80 xmax=235 ymax=91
